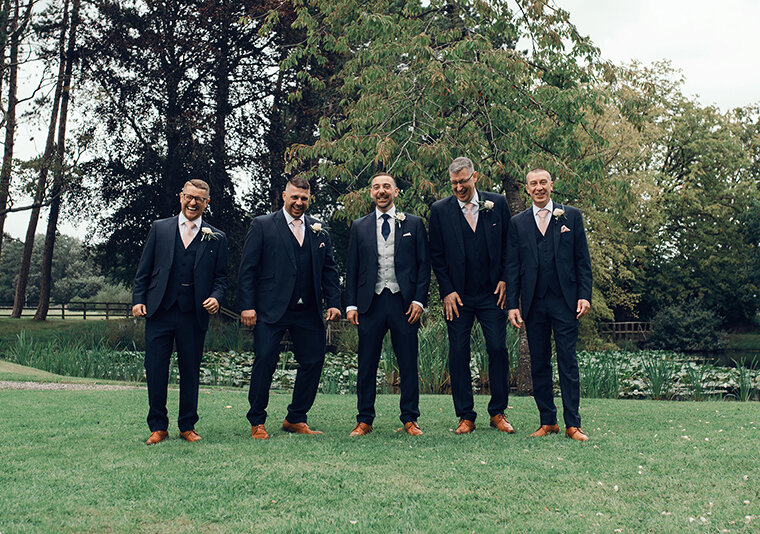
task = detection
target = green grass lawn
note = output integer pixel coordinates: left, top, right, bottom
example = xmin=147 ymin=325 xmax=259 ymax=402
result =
xmin=2 ymin=379 xmax=758 ymax=533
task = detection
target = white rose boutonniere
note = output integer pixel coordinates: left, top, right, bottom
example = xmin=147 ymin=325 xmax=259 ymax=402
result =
xmin=552 ymin=207 xmax=566 ymax=221
xmin=394 ymin=212 xmax=406 ymax=225
xmin=310 ymin=222 xmax=327 ymax=235
xmin=200 ymin=227 xmax=220 ymax=241
xmin=479 ymin=199 xmax=494 ymax=212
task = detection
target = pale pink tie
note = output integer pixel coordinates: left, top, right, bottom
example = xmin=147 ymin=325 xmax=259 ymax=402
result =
xmin=182 ymin=221 xmax=196 ymax=248
xmin=537 ymin=208 xmax=550 ymax=236
xmin=464 ymin=203 xmax=476 ymax=231
xmin=292 ymin=219 xmax=304 ymax=246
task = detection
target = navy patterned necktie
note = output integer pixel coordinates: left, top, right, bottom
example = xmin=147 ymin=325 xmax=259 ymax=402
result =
xmin=381 ymin=214 xmax=391 ymax=241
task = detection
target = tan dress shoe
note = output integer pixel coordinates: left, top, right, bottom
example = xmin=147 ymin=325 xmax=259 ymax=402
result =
xmin=179 ymin=430 xmax=202 ymax=442
xmin=349 ymin=422 xmax=373 ymax=436
xmin=529 ymin=424 xmax=560 ymax=437
xmin=145 ymin=430 xmax=169 ymax=445
xmin=404 ymin=421 xmax=423 ymax=436
xmin=489 ymin=413 xmax=515 ymax=433
xmin=251 ymin=424 xmax=269 ymax=440
xmin=454 ymin=419 xmax=476 ymax=434
xmin=282 ymin=420 xmax=323 ymax=434
xmin=565 ymin=427 xmax=589 ymax=442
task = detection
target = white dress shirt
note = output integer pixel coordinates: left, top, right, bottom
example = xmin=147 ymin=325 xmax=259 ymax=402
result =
xmin=532 ymin=200 xmax=554 ymax=230
xmin=178 ymin=213 xmax=202 ymax=240
xmin=457 ymin=191 xmax=480 ymax=229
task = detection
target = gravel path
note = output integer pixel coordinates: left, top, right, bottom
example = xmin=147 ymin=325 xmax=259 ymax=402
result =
xmin=0 ymin=380 xmax=140 ymax=391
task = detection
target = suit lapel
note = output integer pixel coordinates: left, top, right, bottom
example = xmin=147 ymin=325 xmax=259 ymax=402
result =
xmin=276 ymin=211 xmax=297 ymax=268
xmin=522 ymin=210 xmax=539 ymax=263
xmin=194 ymin=223 xmax=209 ymax=268
xmin=448 ymin=197 xmax=466 ymax=258
xmin=477 ymin=191 xmax=494 ymax=263
xmin=164 ymin=216 xmax=178 ymax=266
xmin=393 ymin=213 xmax=403 ymax=255
xmin=552 ymin=203 xmax=562 ymax=255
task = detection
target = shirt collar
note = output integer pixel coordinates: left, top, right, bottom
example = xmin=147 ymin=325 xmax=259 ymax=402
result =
xmin=178 ymin=212 xmax=202 ymax=229
xmin=456 ymin=190 xmax=479 ymax=209
xmin=376 ymin=205 xmax=396 ymax=220
xmin=532 ymin=200 xmax=554 ymax=217
xmin=282 ymin=208 xmax=302 ymax=226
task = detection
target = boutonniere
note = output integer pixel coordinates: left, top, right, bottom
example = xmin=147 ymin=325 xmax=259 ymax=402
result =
xmin=394 ymin=212 xmax=406 ymax=226
xmin=479 ymin=200 xmax=494 ymax=212
xmin=552 ymin=207 xmax=566 ymax=221
xmin=200 ymin=227 xmax=220 ymax=241
xmin=310 ymin=222 xmax=327 ymax=235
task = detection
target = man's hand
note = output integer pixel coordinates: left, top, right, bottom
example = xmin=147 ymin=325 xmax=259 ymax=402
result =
xmin=494 ymin=281 xmax=506 ymax=309
xmin=347 ymin=310 xmax=359 ymax=326
xmin=241 ymin=309 xmax=257 ymax=328
xmin=132 ymin=304 xmax=146 ymax=318
xmin=326 ymin=307 xmax=342 ymax=321
xmin=508 ymin=308 xmax=523 ymax=329
xmin=443 ymin=292 xmax=462 ymax=321
xmin=576 ymin=299 xmax=591 ymax=319
xmin=406 ymin=302 xmax=423 ymax=324
xmin=202 ymin=297 xmax=220 ymax=315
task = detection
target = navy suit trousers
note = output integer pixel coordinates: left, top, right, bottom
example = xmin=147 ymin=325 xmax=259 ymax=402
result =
xmin=356 ymin=290 xmax=420 ymax=425
xmin=144 ymin=305 xmax=205 ymax=432
xmin=525 ymin=289 xmax=581 ymax=428
xmin=247 ymin=308 xmax=325 ymax=426
xmin=446 ymin=291 xmax=509 ymax=422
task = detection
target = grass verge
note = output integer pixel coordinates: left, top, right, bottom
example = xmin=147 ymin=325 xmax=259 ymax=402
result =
xmin=1 ymin=388 xmax=758 ymax=533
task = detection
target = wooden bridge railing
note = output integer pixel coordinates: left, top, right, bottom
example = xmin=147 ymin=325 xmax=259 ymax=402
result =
xmin=598 ymin=321 xmax=651 ymax=341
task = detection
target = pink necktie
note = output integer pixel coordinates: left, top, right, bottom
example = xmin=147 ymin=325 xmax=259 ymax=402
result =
xmin=182 ymin=221 xmax=196 ymax=248
xmin=292 ymin=219 xmax=304 ymax=246
xmin=464 ymin=203 xmax=476 ymax=231
xmin=537 ymin=208 xmax=550 ymax=236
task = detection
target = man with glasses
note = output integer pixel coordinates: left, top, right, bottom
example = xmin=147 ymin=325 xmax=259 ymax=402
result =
xmin=429 ymin=157 xmax=513 ymax=435
xmin=133 ymin=179 xmax=228 ymax=445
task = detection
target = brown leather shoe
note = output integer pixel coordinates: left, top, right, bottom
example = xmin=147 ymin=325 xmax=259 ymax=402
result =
xmin=489 ymin=413 xmax=515 ymax=433
xmin=565 ymin=427 xmax=589 ymax=442
xmin=145 ymin=430 xmax=168 ymax=445
xmin=179 ymin=429 xmax=201 ymax=442
xmin=282 ymin=420 xmax=323 ymax=434
xmin=403 ymin=421 xmax=423 ymax=436
xmin=454 ymin=419 xmax=476 ymax=434
xmin=251 ymin=424 xmax=269 ymax=440
xmin=349 ymin=422 xmax=373 ymax=436
xmin=529 ymin=424 xmax=560 ymax=437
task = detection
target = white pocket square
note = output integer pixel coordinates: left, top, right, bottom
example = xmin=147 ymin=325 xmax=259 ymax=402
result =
xmin=319 ymin=242 xmax=326 ymax=248
xmin=403 ymin=232 xmax=412 ymax=237
xmin=560 ymin=225 xmax=571 ymax=233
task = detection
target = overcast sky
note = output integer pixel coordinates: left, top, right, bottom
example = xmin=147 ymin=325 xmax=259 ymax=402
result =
xmin=5 ymin=0 xmax=759 ymax=240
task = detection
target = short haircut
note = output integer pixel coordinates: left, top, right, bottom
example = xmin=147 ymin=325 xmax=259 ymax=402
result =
xmin=526 ymin=168 xmax=552 ymax=182
xmin=183 ymin=179 xmax=210 ymax=195
xmin=371 ymin=172 xmax=396 ymax=186
xmin=449 ymin=157 xmax=474 ymax=175
xmin=287 ymin=176 xmax=311 ymax=191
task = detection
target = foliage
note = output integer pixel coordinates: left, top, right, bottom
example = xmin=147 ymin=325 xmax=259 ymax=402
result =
xmin=647 ymin=303 xmax=728 ymax=352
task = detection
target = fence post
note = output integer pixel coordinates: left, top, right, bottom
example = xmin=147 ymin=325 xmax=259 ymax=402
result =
xmin=83 ymin=302 xmax=87 ymax=320
xmin=61 ymin=303 xmax=65 ymax=319
xmin=105 ymin=302 xmax=110 ymax=320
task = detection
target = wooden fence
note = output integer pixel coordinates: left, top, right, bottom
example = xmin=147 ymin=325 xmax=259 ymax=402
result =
xmin=0 ymin=302 xmax=133 ymax=320
xmin=598 ymin=321 xmax=651 ymax=341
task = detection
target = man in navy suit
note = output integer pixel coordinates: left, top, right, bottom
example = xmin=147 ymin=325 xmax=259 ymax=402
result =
xmin=344 ymin=173 xmax=430 ymax=436
xmin=238 ymin=177 xmax=341 ymax=439
xmin=133 ymin=179 xmax=228 ymax=445
xmin=506 ymin=168 xmax=592 ymax=441
xmin=429 ymin=157 xmax=514 ymax=435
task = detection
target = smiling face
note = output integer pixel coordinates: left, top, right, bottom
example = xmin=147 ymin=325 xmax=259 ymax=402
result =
xmin=526 ymin=169 xmax=553 ymax=208
xmin=449 ymin=168 xmax=478 ymax=203
xmin=282 ymin=182 xmax=310 ymax=218
xmin=369 ymin=174 xmax=398 ymax=213
xmin=179 ymin=184 xmax=210 ymax=221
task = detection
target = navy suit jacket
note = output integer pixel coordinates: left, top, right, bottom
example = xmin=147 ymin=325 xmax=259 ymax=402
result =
xmin=505 ymin=203 xmax=592 ymax=317
xmin=237 ymin=210 xmax=341 ymax=324
xmin=345 ymin=211 xmax=430 ymax=314
xmin=132 ymin=216 xmax=228 ymax=331
xmin=429 ymin=191 xmax=511 ymax=298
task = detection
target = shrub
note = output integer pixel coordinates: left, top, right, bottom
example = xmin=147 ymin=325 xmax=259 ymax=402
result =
xmin=647 ymin=303 xmax=727 ymax=352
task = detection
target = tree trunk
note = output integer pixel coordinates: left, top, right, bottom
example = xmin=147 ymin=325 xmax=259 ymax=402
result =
xmin=11 ymin=0 xmax=67 ymax=318
xmin=0 ymin=0 xmax=19 ymax=261
xmin=36 ymin=0 xmax=79 ymax=320
xmin=503 ymin=172 xmax=533 ymax=394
